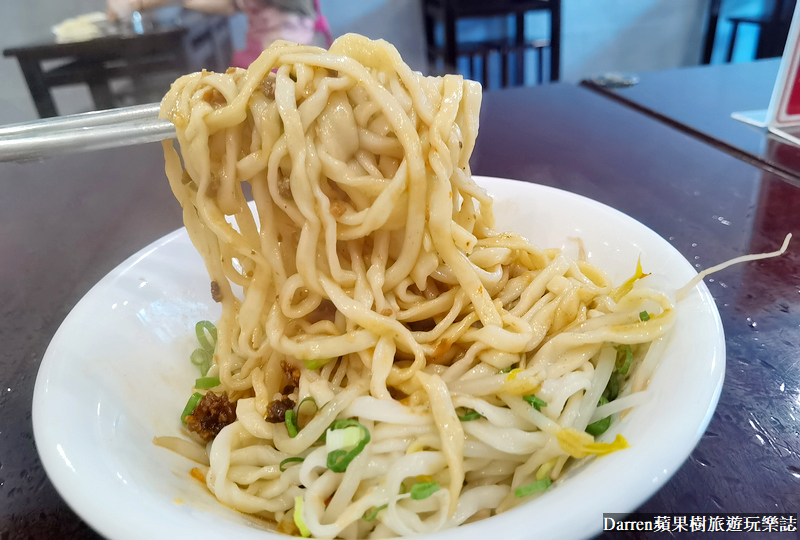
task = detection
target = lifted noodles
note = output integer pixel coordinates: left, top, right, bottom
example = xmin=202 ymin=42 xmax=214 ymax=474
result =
xmin=159 ymin=34 xmax=676 ymax=537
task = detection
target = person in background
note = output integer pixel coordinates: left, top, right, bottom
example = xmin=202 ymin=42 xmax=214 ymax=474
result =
xmin=107 ymin=0 xmax=332 ymax=67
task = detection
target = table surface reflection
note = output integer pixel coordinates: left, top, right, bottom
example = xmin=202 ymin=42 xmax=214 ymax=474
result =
xmin=1 ymin=82 xmax=798 ymax=538
xmin=581 ymin=59 xmax=800 ymax=182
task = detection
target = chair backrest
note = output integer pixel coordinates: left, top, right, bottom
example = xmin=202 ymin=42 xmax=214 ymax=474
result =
xmin=422 ymin=0 xmax=560 ymax=88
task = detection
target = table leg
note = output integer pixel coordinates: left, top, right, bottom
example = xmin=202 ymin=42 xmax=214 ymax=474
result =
xmin=701 ymin=0 xmax=721 ymax=64
xmin=537 ymin=47 xmax=544 ymax=84
xmin=755 ymin=19 xmax=791 ymax=59
xmin=423 ymin=10 xmax=438 ymax=74
xmin=725 ymin=21 xmax=740 ymax=63
xmin=515 ymin=13 xmax=525 ymax=85
xmin=482 ymin=49 xmax=489 ymax=87
xmin=17 ymin=59 xmax=57 ymax=118
xmin=211 ymin=18 xmax=233 ymax=72
xmin=444 ymin=7 xmax=457 ymax=74
xmin=550 ymin=0 xmax=561 ymax=80
xmin=86 ymin=69 xmax=114 ymax=111
xmin=501 ymin=47 xmax=509 ymax=87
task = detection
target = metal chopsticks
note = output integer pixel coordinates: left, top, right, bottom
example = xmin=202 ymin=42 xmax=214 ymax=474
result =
xmin=0 ymin=103 xmax=176 ymax=163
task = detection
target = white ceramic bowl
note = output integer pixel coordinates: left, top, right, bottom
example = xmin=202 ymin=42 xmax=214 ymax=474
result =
xmin=32 ymin=177 xmax=725 ymax=540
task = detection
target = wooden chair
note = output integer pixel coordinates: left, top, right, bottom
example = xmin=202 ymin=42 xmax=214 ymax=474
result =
xmin=423 ymin=0 xmax=560 ymax=88
xmin=701 ymin=0 xmax=795 ymax=64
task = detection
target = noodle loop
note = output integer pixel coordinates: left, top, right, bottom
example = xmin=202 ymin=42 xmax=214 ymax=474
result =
xmin=160 ymin=34 xmax=673 ymax=537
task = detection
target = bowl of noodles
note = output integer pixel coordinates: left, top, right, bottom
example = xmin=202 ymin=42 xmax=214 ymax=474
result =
xmin=32 ymin=35 xmax=726 ymax=539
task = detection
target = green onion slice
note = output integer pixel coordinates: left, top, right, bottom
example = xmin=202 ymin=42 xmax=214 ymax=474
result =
xmin=514 ymin=477 xmax=552 ymax=498
xmin=180 ymin=392 xmax=203 ymax=424
xmin=362 ymin=504 xmax=388 ymax=522
xmin=603 ymin=373 xmax=620 ymax=402
xmin=329 ymin=418 xmax=363 ymax=431
xmin=304 ymin=357 xmax=334 ymax=370
xmin=294 ymin=496 xmax=311 ymax=538
xmin=639 ymin=310 xmax=650 ymax=321
xmin=499 ymin=365 xmax=515 ymax=374
xmin=285 ymin=410 xmax=299 ymax=438
xmin=410 ymin=481 xmax=439 ymax=500
xmin=585 ymin=397 xmax=611 ymax=437
xmin=279 ymin=457 xmax=304 ymax=472
xmin=457 ymin=408 xmax=482 ymax=421
xmin=615 ymin=344 xmax=633 ymax=375
xmin=195 ymin=376 xmax=220 ymax=389
xmin=190 ymin=348 xmax=212 ymax=377
xmin=195 ymin=320 xmax=217 ymax=353
xmin=523 ymin=395 xmax=547 ymax=411
xmin=297 ymin=397 xmax=318 ymax=428
xmin=325 ymin=419 xmax=370 ymax=472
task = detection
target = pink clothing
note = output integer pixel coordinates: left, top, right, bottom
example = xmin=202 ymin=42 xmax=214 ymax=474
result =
xmin=231 ymin=0 xmax=331 ymax=68
xmin=312 ymin=0 xmax=331 ymax=46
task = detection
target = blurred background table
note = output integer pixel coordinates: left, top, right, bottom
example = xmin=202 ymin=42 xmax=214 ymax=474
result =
xmin=581 ymin=58 xmax=800 ymax=182
xmin=1 ymin=79 xmax=798 ymax=537
xmin=3 ymin=11 xmax=232 ymax=118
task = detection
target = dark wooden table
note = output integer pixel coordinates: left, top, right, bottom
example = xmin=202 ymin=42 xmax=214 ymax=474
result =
xmin=3 ymin=12 xmax=232 ymax=118
xmin=581 ymin=59 xmax=800 ymax=182
xmin=2 ymin=82 xmax=799 ymax=538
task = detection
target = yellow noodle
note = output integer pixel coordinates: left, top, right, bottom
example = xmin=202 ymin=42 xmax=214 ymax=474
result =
xmin=159 ymin=34 xmax=672 ymax=538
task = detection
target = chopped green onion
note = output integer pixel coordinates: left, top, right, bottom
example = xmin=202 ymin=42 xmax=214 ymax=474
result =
xmin=457 ymin=408 xmax=482 ymax=421
xmin=326 ymin=426 xmax=363 ymax=451
xmin=499 ymin=365 xmax=515 ymax=374
xmin=327 ymin=450 xmax=350 ymax=471
xmin=639 ymin=310 xmax=650 ymax=321
xmin=329 ymin=418 xmax=363 ymax=430
xmin=410 ymin=481 xmax=439 ymax=500
xmin=190 ymin=348 xmax=212 ymax=377
xmin=585 ymin=415 xmax=611 ymax=436
xmin=181 ymin=392 xmax=203 ymax=424
xmin=304 ymin=358 xmax=334 ymax=370
xmin=325 ymin=419 xmax=370 ymax=472
xmin=195 ymin=321 xmax=217 ymax=353
xmin=603 ymin=373 xmax=620 ymax=402
xmin=297 ymin=397 xmax=318 ymax=428
xmin=285 ymin=410 xmax=299 ymax=438
xmin=298 ymin=396 xmax=317 ymax=411
xmin=524 ymin=395 xmax=547 ymax=411
xmin=585 ymin=397 xmax=611 ymax=437
xmin=362 ymin=504 xmax=388 ymax=522
xmin=294 ymin=398 xmax=318 ymax=435
xmin=279 ymin=457 xmax=304 ymax=472
xmin=294 ymin=496 xmax=311 ymax=538
xmin=195 ymin=376 xmax=220 ymax=389
xmin=514 ymin=477 xmax=552 ymax=498
xmin=615 ymin=344 xmax=633 ymax=375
